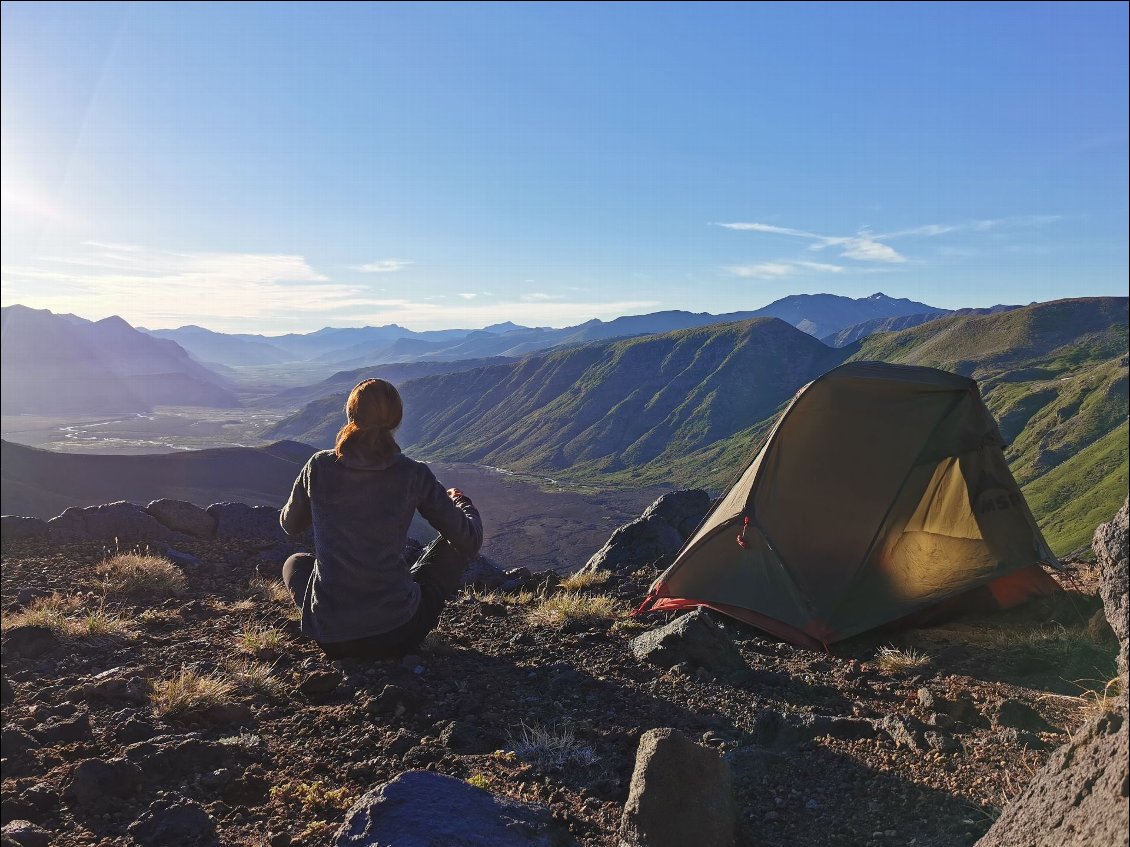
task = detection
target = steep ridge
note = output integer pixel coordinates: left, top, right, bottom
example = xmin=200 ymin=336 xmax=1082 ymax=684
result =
xmin=268 ymin=318 xmax=847 ymax=479
xmin=0 ymin=440 xmax=317 ymax=519
xmin=1 ymin=306 xmax=238 ymax=414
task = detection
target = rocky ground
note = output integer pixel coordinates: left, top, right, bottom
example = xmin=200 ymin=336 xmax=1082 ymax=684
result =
xmin=1 ymin=523 xmax=1120 ymax=847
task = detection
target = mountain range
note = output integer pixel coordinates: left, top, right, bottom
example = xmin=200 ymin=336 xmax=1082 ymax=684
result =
xmin=267 ymin=297 xmax=1128 ymax=556
xmin=141 ymin=292 xmax=947 ymax=371
xmin=0 ymin=306 xmax=239 ymax=415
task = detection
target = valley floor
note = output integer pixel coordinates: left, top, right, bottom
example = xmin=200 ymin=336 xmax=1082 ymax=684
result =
xmin=0 ymin=536 xmax=1117 ymax=847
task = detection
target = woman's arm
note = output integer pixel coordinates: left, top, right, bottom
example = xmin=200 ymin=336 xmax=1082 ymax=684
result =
xmin=280 ymin=462 xmax=313 ymax=536
xmin=417 ymin=469 xmax=483 ymax=559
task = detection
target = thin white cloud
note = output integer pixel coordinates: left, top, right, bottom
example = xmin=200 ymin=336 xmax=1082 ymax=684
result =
xmin=353 ymin=259 xmax=414 ymax=273
xmin=717 ymin=214 xmax=1062 ymax=266
xmin=520 ymin=292 xmax=565 ymax=302
xmin=457 ymin=292 xmax=478 ymax=300
xmin=726 ymin=259 xmax=845 ymax=279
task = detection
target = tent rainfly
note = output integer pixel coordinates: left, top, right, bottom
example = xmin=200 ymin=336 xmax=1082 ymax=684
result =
xmin=637 ymin=361 xmax=1061 ymax=649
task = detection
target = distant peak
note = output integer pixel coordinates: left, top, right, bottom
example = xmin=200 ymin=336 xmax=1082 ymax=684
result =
xmin=868 ymin=292 xmax=890 ymax=300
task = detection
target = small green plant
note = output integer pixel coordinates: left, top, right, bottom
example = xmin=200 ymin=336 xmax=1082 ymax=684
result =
xmin=527 ymin=593 xmax=620 ymax=628
xmin=876 ymin=645 xmax=931 ymax=673
xmin=270 ymin=779 xmax=353 ymax=816
xmin=97 ymin=552 xmax=187 ymax=600
xmin=150 ymin=668 xmax=235 ymax=719
xmin=466 ymin=773 xmax=491 ymax=790
xmin=236 ymin=623 xmax=286 ymax=655
xmin=508 ymin=721 xmax=597 ymax=771
xmin=558 ymin=569 xmax=611 ymax=591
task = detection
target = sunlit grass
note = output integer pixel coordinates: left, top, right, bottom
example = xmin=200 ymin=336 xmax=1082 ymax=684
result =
xmin=150 ymin=668 xmax=235 ymax=719
xmin=526 ymin=593 xmax=620 ymax=628
xmin=236 ymin=623 xmax=286 ymax=655
xmin=876 ymin=645 xmax=931 ymax=673
xmin=97 ymin=553 xmax=187 ymax=601
xmin=558 ymin=569 xmax=612 ymax=591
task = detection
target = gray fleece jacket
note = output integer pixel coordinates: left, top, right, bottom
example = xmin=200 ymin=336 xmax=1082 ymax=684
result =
xmin=280 ymin=448 xmax=482 ymax=643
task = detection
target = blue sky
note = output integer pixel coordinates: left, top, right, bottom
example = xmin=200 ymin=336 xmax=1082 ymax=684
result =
xmin=2 ymin=2 xmax=1126 ymax=333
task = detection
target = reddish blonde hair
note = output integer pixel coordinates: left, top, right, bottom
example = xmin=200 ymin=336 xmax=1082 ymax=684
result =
xmin=334 ymin=379 xmax=403 ymax=462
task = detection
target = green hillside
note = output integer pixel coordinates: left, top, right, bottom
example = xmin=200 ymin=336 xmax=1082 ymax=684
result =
xmin=265 ymin=297 xmax=1127 ymax=554
xmin=267 ymin=318 xmax=847 ymax=480
xmin=1021 ymin=420 xmax=1129 ymax=556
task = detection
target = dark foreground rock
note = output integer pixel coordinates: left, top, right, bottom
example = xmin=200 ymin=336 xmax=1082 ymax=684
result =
xmin=619 ymin=728 xmax=737 ymax=847
xmin=47 ymin=501 xmax=173 ymax=543
xmin=976 ymin=501 xmax=1130 ymax=847
xmin=128 ymin=797 xmax=218 ymax=846
xmin=976 ymin=710 xmax=1128 ymax=847
xmin=582 ymin=490 xmax=709 ymax=573
xmin=630 ymin=609 xmax=746 ymax=675
xmin=1093 ymin=496 xmax=1128 ymax=680
xmin=333 ymin=770 xmax=578 ymax=846
xmin=146 ymin=499 xmax=217 ymax=539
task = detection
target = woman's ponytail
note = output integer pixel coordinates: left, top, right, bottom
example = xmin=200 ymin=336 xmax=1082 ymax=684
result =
xmin=334 ymin=379 xmax=403 ymax=463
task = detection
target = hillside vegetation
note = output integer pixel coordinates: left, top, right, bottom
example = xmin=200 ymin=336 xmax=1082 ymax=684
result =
xmin=265 ymin=297 xmax=1127 ymax=556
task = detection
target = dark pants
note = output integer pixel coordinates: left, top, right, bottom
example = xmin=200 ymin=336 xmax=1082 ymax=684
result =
xmin=282 ymin=537 xmax=471 ymax=660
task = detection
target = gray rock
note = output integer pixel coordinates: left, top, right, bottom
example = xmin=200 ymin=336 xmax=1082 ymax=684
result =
xmin=146 ymin=499 xmax=216 ymax=539
xmin=977 ymin=710 xmax=1128 ymax=847
xmin=123 ymin=736 xmax=231 ymax=780
xmin=31 ymin=712 xmax=92 ymax=745
xmin=299 ymin=669 xmax=343 ymax=698
xmin=1 ymin=729 xmax=39 ymax=759
xmin=878 ymin=714 xmax=929 ymax=752
xmin=1092 ymin=497 xmax=1128 ymax=684
xmin=1 ymin=516 xmax=48 ymax=542
xmin=460 ymin=555 xmax=509 ymax=590
xmin=165 ymin=548 xmax=202 ymax=568
xmin=2 ymin=626 xmax=59 ymax=660
xmin=630 ymin=609 xmax=746 ymax=675
xmin=620 ymin=728 xmax=736 ymax=847
xmin=62 ymin=758 xmax=143 ymax=806
xmin=583 ymin=516 xmax=683 ymax=574
xmin=639 ymin=490 xmax=711 ymax=539
xmin=47 ymin=501 xmax=174 ymax=543
xmin=333 ymin=770 xmax=578 ymax=846
xmin=924 ymin=731 xmax=961 ymax=754
xmin=128 ymin=797 xmax=218 ymax=846
xmin=207 ymin=502 xmax=286 ymax=541
xmin=0 ymin=821 xmax=51 ymax=847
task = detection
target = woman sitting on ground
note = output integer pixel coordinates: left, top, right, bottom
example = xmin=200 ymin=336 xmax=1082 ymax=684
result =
xmin=279 ymin=378 xmax=482 ymax=659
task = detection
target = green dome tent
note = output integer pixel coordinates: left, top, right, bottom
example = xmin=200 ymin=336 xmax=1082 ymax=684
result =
xmin=638 ymin=361 xmax=1061 ymax=649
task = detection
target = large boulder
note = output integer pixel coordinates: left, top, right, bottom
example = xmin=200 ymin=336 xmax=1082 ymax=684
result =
xmin=1 ymin=516 xmax=49 ymax=542
xmin=47 ymin=502 xmax=173 ymax=543
xmin=630 ymin=609 xmax=746 ymax=675
xmin=146 ymin=499 xmax=216 ymax=539
xmin=976 ymin=501 xmax=1130 ymax=847
xmin=1093 ymin=497 xmax=1128 ymax=682
xmin=583 ymin=490 xmax=709 ymax=573
xmin=207 ymin=502 xmax=287 ymax=541
xmin=619 ymin=728 xmax=737 ymax=847
xmin=333 ymin=770 xmax=578 ymax=846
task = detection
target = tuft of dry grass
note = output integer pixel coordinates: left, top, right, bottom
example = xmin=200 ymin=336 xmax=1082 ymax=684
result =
xmin=1 ymin=594 xmax=130 ymax=638
xmin=249 ymin=577 xmax=292 ymax=605
xmin=97 ymin=553 xmax=187 ymax=601
xmin=558 ymin=569 xmax=611 ymax=591
xmin=876 ymin=645 xmax=932 ymax=673
xmin=236 ymin=623 xmax=286 ymax=655
xmin=70 ymin=603 xmax=132 ymax=637
xmin=225 ymin=658 xmax=286 ymax=699
xmin=526 ymin=592 xmax=620 ymax=629
xmin=1 ymin=593 xmax=82 ymax=633
xmin=150 ymin=668 xmax=235 ymax=719
xmin=508 ymin=721 xmax=597 ymax=771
